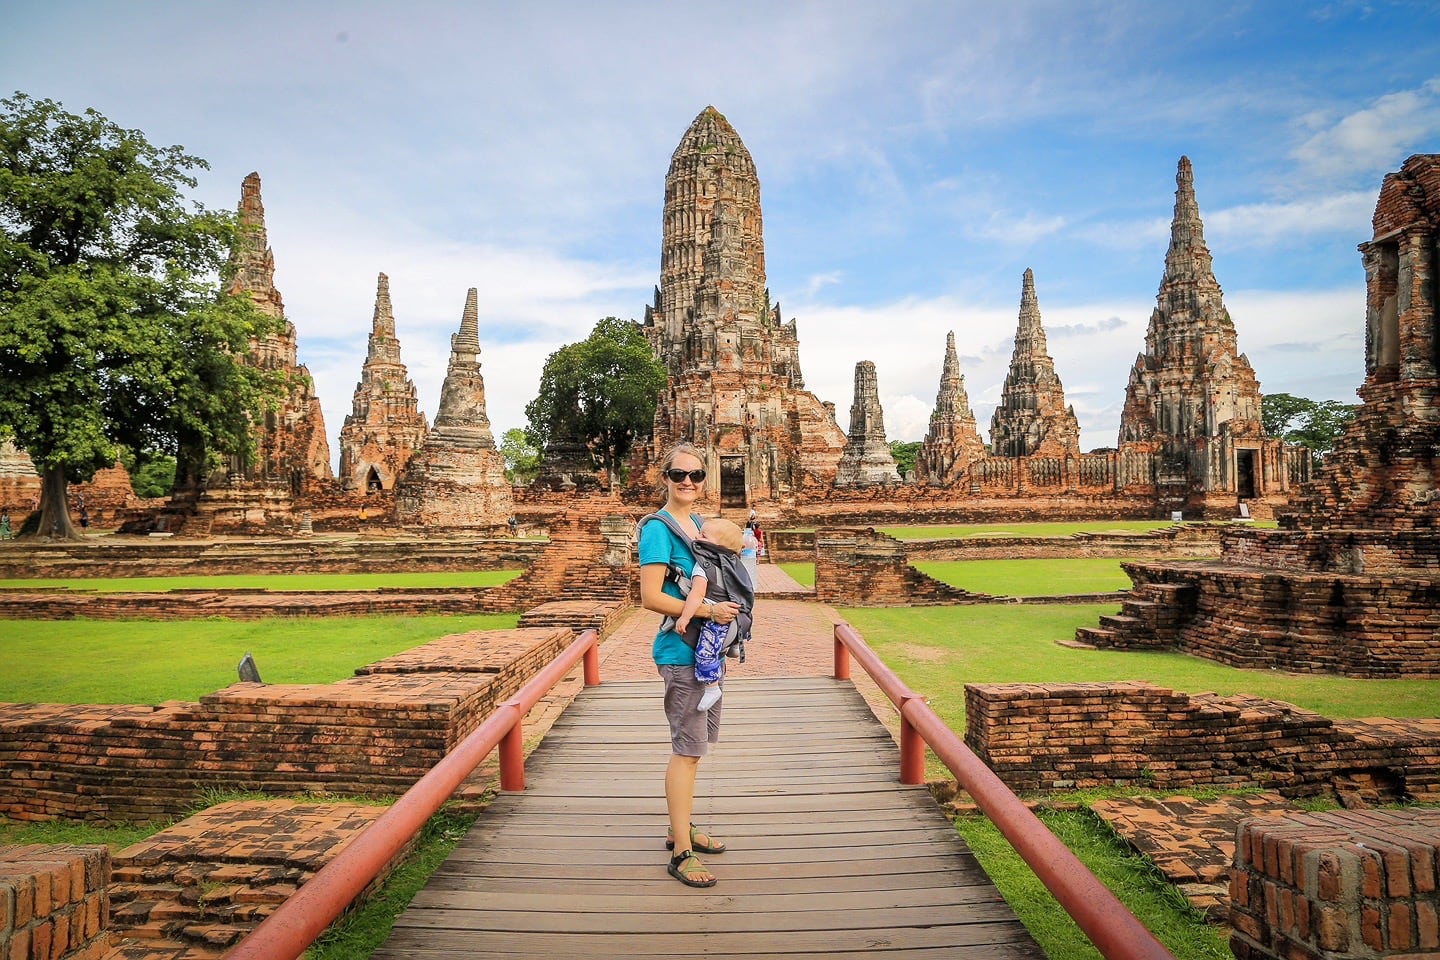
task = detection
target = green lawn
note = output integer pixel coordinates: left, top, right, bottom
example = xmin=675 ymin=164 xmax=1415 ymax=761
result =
xmin=0 ymin=613 xmax=520 ymax=704
xmin=0 ymin=571 xmax=521 ymax=592
xmin=915 ymin=558 xmax=1136 ymax=595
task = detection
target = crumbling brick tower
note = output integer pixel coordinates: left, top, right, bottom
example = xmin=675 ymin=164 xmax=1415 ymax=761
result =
xmin=989 ymin=268 xmax=1081 ymax=461
xmin=834 ymin=361 xmax=901 ymax=486
xmin=395 ymin=289 xmax=512 ymax=531
xmin=916 ymin=331 xmax=987 ymax=485
xmin=640 ymin=106 xmax=845 ymax=510
xmin=1116 ymin=157 xmax=1299 ymax=519
xmin=1079 ymin=155 xmax=1440 ymax=678
xmin=225 ymin=172 xmax=333 ymax=495
xmin=1288 ymin=153 xmax=1440 ymax=533
xmin=338 ymin=273 xmax=429 ymax=493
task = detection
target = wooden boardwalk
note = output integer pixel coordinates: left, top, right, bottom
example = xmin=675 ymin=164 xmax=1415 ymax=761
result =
xmin=374 ymin=676 xmax=1043 ymax=959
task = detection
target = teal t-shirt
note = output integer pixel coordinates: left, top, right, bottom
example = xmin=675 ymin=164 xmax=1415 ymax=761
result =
xmin=639 ymin=510 xmax=699 ymax=665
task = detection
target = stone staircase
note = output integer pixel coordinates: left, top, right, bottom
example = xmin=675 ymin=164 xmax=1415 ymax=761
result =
xmin=1074 ymin=581 xmax=1197 ymax=650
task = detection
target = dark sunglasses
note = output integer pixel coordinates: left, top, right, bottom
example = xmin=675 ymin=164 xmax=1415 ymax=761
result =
xmin=665 ymin=468 xmax=706 ymax=483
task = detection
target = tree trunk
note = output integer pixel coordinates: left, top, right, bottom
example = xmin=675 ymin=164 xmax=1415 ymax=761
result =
xmin=31 ymin=466 xmax=80 ymax=540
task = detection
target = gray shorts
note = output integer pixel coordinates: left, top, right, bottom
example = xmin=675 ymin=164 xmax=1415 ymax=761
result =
xmin=658 ymin=664 xmax=722 ymax=757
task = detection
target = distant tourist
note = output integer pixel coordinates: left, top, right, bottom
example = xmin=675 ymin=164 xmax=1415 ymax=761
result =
xmin=638 ymin=442 xmax=737 ymax=888
xmin=740 ymin=523 xmax=759 ymax=585
xmin=508 ymin=515 xmax=518 ymax=537
xmin=77 ymin=505 xmax=89 ymax=531
xmin=358 ymin=505 xmax=368 ymax=522
xmin=0 ymin=508 xmax=10 ymax=540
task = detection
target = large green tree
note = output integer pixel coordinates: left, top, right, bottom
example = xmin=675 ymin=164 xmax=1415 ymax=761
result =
xmin=1261 ymin=392 xmax=1357 ymax=460
xmin=0 ymin=93 xmax=284 ymax=539
xmin=524 ymin=316 xmax=666 ymax=482
xmin=499 ymin=427 xmax=540 ymax=485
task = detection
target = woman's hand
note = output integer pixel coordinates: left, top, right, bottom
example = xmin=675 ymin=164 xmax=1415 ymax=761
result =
xmin=709 ymin=600 xmax=740 ymax=624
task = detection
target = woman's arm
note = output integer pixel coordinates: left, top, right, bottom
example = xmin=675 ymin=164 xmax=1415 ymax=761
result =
xmin=640 ymin=564 xmax=738 ymax=623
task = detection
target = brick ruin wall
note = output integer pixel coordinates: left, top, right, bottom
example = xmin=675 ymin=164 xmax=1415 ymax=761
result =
xmin=964 ymin=681 xmax=1440 ymax=801
xmin=1230 ymin=809 xmax=1440 ymax=960
xmin=793 ymin=485 xmax=1164 ymax=526
xmin=0 ymin=844 xmax=111 ymax=960
xmin=767 ymin=524 xmax=1226 ymax=564
xmin=1102 ymin=562 xmax=1440 ymax=678
xmin=0 ymin=627 xmax=573 ymax=824
xmin=813 ymin=528 xmax=986 ymax=605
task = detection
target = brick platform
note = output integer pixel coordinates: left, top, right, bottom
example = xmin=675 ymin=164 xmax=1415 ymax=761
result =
xmin=105 ymin=800 xmax=399 ymax=959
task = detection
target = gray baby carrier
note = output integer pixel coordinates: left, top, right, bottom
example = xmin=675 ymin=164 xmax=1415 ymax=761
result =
xmin=638 ymin=512 xmax=755 ymax=662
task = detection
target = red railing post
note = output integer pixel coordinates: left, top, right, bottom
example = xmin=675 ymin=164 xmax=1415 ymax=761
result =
xmin=499 ymin=707 xmax=525 ymax=791
xmin=833 ymin=633 xmax=850 ymax=680
xmin=583 ymin=642 xmax=600 ymax=686
xmin=899 ymin=696 xmax=926 ymax=785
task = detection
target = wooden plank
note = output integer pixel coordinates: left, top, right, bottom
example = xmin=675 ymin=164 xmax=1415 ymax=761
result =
xmin=371 ymin=676 xmax=1044 ymax=959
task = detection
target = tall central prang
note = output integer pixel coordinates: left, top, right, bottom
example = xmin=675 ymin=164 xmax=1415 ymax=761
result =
xmin=641 ymin=107 xmax=845 ymax=508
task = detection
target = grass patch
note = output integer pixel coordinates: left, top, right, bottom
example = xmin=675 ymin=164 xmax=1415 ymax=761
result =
xmin=0 ymin=571 xmax=521 ymax=592
xmin=0 ymin=613 xmax=520 ymax=704
xmin=0 ymin=816 xmax=165 ymax=852
xmin=304 ymin=808 xmax=477 ymax=960
xmin=915 ymin=558 xmax=1135 ymax=595
xmin=778 ymin=562 xmax=814 ymax=586
xmin=956 ymin=809 xmax=1230 ymax=959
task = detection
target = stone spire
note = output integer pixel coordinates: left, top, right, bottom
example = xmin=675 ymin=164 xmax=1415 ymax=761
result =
xmin=337 ymin=273 xmax=429 ymax=492
xmin=639 ymin=106 xmax=847 ymax=503
xmin=433 ymin=288 xmax=495 ymax=448
xmin=989 ymin=269 xmax=1081 ymax=459
xmin=221 ymin=171 xmax=332 ymax=488
xmin=834 ymin=361 xmax=901 ymax=486
xmin=917 ymin=331 xmax=987 ymax=484
xmin=1117 ymin=157 xmax=1271 ymax=512
xmin=228 ymin=172 xmax=283 ymax=319
xmin=395 ymin=289 xmax=511 ymax=529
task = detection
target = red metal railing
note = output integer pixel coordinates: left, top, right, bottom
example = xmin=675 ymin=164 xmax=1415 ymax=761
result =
xmin=834 ymin=622 xmax=1176 ymax=960
xmin=226 ymin=628 xmax=601 ymax=960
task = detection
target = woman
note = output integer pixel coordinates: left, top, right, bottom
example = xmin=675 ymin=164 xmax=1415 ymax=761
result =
xmin=638 ymin=442 xmax=740 ymax=888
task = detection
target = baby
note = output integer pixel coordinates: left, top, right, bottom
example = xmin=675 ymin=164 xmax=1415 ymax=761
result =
xmin=674 ymin=517 xmax=746 ymax=711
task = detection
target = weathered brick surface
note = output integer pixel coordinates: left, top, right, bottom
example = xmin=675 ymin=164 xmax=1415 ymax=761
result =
xmin=989 ymin=269 xmax=1082 ymax=461
xmin=964 ymin=681 xmax=1440 ymax=801
xmin=105 ymin=800 xmax=399 ymax=958
xmin=0 ymin=844 xmax=110 ymax=960
xmin=0 ymin=627 xmax=573 ymax=823
xmin=1230 ymin=809 xmax=1440 ymax=960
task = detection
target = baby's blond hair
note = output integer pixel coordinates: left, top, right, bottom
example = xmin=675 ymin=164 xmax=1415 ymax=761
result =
xmin=699 ymin=517 xmax=744 ymax=553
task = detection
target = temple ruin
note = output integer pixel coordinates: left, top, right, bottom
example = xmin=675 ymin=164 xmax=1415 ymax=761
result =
xmin=1080 ymin=154 xmax=1440 ymax=678
xmin=834 ymin=361 xmax=901 ymax=486
xmin=395 ymin=288 xmax=512 ymax=531
xmin=224 ymin=172 xmax=332 ymax=494
xmin=989 ymin=268 xmax=1082 ymax=460
xmin=639 ymin=106 xmax=846 ymax=509
xmin=337 ymin=273 xmax=429 ymax=493
xmin=916 ymin=332 xmax=987 ymax=485
xmin=1115 ymin=157 xmax=1302 ymax=518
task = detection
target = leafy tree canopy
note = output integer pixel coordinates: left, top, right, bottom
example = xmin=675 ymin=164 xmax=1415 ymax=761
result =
xmin=0 ymin=92 xmax=284 ymax=537
xmin=889 ymin=440 xmax=921 ymax=478
xmin=499 ymin=427 xmax=540 ymax=485
xmin=1261 ymin=392 xmax=1357 ymax=459
xmin=524 ymin=316 xmax=666 ymax=481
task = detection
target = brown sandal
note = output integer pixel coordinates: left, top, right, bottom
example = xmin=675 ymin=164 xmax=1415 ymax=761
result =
xmin=665 ymin=822 xmax=727 ymax=854
xmin=667 ymin=850 xmax=717 ymax=888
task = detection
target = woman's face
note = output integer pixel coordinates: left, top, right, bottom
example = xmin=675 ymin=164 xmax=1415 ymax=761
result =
xmin=664 ymin=451 xmax=706 ymax=507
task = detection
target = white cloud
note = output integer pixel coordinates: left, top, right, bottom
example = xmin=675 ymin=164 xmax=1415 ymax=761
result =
xmin=1292 ymin=78 xmax=1440 ymax=182
xmin=1205 ymin=192 xmax=1376 ymax=247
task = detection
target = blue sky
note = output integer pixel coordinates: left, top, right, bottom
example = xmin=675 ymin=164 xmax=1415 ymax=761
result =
xmin=5 ymin=1 xmax=1439 ymax=461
